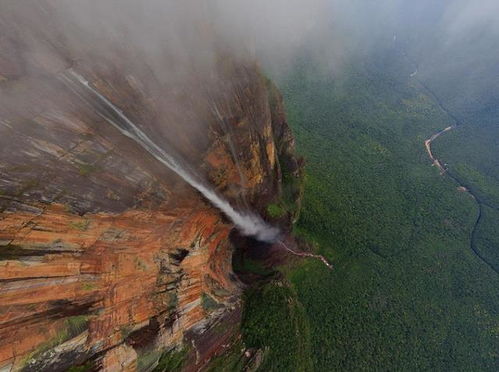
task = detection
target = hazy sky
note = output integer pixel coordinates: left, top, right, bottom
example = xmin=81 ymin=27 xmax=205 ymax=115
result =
xmin=2 ymin=0 xmax=498 ymax=79
xmin=1 ymin=0 xmax=498 ymax=119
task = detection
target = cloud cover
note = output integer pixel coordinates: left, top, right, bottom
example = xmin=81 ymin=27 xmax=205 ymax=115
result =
xmin=1 ymin=0 xmax=498 ymax=121
xmin=3 ymin=0 xmax=498 ymax=81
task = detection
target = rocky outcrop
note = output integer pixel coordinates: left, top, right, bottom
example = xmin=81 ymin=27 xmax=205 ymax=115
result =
xmin=0 ymin=4 xmax=300 ymax=370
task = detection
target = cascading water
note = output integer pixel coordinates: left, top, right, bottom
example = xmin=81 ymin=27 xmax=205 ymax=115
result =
xmin=60 ymin=69 xmax=280 ymax=243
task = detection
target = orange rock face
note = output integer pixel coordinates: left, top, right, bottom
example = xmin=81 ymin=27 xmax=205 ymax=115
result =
xmin=0 ymin=2 xmax=300 ymax=370
xmin=0 ymin=200 xmax=240 ymax=370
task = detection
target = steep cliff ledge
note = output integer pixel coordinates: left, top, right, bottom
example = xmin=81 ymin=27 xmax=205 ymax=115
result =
xmin=0 ymin=44 xmax=300 ymax=371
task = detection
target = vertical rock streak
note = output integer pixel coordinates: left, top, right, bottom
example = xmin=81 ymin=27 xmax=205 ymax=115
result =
xmin=212 ymin=104 xmax=250 ymax=209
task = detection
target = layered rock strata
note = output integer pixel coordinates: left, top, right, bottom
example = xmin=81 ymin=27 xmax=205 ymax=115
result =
xmin=0 ymin=3 xmax=300 ymax=370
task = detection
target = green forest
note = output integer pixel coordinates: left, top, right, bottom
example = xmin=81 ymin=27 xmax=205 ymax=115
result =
xmin=235 ymin=49 xmax=499 ymax=371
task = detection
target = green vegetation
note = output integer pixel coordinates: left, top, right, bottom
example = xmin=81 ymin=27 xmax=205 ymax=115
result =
xmin=241 ymin=279 xmax=313 ymax=372
xmin=434 ymin=123 xmax=499 ymax=273
xmin=274 ymin=57 xmax=499 ymax=370
xmin=153 ymin=347 xmax=187 ymax=372
xmin=25 ymin=315 xmax=89 ymax=366
xmin=267 ymin=203 xmax=286 ymax=218
xmin=65 ymin=315 xmax=89 ymax=336
xmin=137 ymin=350 xmax=163 ymax=371
xmin=235 ymin=52 xmax=499 ymax=371
xmin=279 ymin=153 xmax=304 ymax=221
xmin=401 ymin=11 xmax=499 ymax=277
xmin=205 ymin=338 xmax=248 ymax=372
xmin=232 ymin=250 xmax=273 ymax=277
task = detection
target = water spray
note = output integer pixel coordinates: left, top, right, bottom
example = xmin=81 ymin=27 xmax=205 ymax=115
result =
xmin=61 ymin=69 xmax=280 ymax=243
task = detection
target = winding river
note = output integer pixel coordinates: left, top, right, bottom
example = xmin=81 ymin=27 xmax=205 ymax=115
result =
xmin=423 ymin=100 xmax=498 ymax=275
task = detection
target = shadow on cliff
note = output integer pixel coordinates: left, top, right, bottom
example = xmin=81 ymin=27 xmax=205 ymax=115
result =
xmin=230 ymin=229 xmax=290 ymax=285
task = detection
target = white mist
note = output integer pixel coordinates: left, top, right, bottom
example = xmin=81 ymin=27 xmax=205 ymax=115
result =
xmin=62 ymin=70 xmax=280 ymax=243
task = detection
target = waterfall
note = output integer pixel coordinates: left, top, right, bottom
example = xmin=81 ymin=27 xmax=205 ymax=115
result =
xmin=61 ymin=70 xmax=279 ymax=243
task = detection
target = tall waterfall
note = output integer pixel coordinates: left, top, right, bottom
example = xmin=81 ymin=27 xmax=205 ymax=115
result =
xmin=61 ymin=70 xmax=280 ymax=243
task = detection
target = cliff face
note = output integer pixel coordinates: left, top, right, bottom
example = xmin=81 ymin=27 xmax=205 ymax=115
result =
xmin=0 ymin=7 xmax=300 ymax=370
